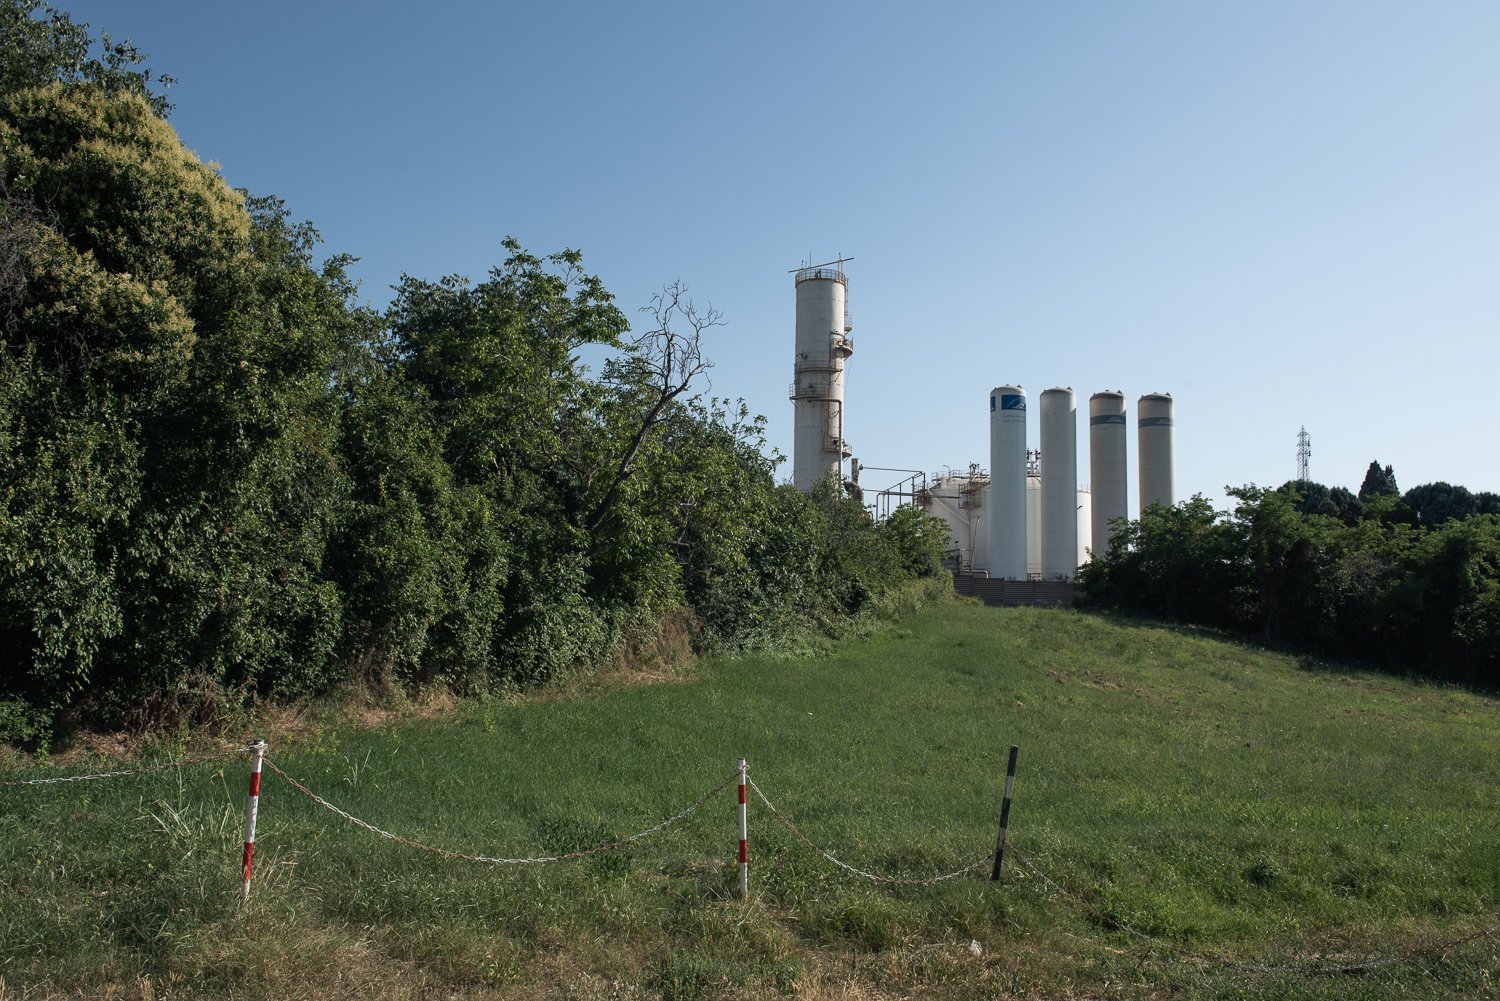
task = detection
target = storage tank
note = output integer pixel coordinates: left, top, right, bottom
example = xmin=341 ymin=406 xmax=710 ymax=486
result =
xmin=1039 ymin=388 xmax=1078 ymax=580
xmin=1089 ymin=391 xmax=1128 ymax=558
xmin=918 ymin=471 xmax=990 ymax=573
xmin=1138 ymin=393 xmax=1175 ymax=510
xmin=988 ymin=386 xmax=1027 ymax=579
xmin=790 ymin=265 xmax=853 ymax=492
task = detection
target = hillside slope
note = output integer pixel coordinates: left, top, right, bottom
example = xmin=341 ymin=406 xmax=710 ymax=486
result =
xmin=3 ymin=600 xmax=1498 ymax=998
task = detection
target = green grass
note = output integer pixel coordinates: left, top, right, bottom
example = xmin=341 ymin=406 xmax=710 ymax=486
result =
xmin=3 ymin=600 xmax=1499 ymax=999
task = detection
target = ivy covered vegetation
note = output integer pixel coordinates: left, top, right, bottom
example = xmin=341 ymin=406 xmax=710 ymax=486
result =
xmin=1080 ymin=463 xmax=1500 ymax=688
xmin=0 ymin=2 xmax=951 ymax=742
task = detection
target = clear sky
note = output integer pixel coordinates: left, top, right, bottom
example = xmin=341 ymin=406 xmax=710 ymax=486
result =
xmin=57 ymin=1 xmax=1500 ymax=514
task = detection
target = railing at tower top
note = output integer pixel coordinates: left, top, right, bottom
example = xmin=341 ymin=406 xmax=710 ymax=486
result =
xmin=793 ymin=266 xmax=846 ymax=285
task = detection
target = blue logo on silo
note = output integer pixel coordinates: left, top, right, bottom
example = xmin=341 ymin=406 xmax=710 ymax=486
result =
xmin=1001 ymin=394 xmax=1025 ymax=412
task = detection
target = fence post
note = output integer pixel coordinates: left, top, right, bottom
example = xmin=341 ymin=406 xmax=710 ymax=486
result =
xmin=241 ymin=738 xmax=267 ymax=901
xmin=990 ymin=744 xmax=1019 ymax=881
xmin=737 ymin=757 xmax=749 ymax=899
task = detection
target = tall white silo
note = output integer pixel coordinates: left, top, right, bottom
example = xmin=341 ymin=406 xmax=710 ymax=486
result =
xmin=791 ymin=264 xmax=854 ymax=492
xmin=988 ymin=386 xmax=1027 ymax=580
xmin=1138 ymin=393 xmax=1176 ymax=510
xmin=1089 ymin=391 xmax=1128 ymax=558
xmin=1040 ymin=388 xmax=1078 ymax=580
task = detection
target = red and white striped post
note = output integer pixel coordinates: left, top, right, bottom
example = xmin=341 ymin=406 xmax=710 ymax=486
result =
xmin=241 ymin=738 xmax=267 ymax=901
xmin=737 ymin=757 xmax=749 ymax=899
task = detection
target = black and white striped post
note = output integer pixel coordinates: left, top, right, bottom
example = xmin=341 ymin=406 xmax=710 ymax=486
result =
xmin=737 ymin=757 xmax=749 ymax=899
xmin=990 ymin=744 xmax=1019 ymax=881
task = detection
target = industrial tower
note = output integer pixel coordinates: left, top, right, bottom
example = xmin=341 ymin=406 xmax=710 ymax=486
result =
xmin=789 ymin=259 xmax=854 ymax=492
xmin=1138 ymin=393 xmax=1176 ymax=510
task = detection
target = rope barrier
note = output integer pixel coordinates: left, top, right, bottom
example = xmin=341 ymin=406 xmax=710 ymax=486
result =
xmin=747 ymin=776 xmax=992 ymax=886
xmin=0 ymin=746 xmax=249 ymax=787
xmin=1008 ymin=841 xmax=1500 ymax=977
xmin=262 ymin=758 xmax=737 ymax=864
xmin=6 ymin=740 xmax=1495 ymax=982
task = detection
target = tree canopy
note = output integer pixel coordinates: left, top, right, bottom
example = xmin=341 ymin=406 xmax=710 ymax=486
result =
xmin=1081 ymin=480 xmax=1500 ymax=687
xmin=0 ymin=4 xmax=951 ymax=741
xmin=1358 ymin=460 xmax=1399 ymax=501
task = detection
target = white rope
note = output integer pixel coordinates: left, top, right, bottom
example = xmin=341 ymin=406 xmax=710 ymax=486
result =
xmin=265 ymin=758 xmax=735 ymax=864
xmin=747 ymin=776 xmax=992 ymax=885
xmin=0 ymin=748 xmax=246 ymax=787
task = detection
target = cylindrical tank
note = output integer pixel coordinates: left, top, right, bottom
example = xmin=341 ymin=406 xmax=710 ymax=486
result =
xmin=988 ymin=386 xmax=1027 ymax=580
xmin=1138 ymin=393 xmax=1176 ymax=510
xmin=791 ymin=269 xmax=852 ymax=492
xmin=1039 ymin=388 xmax=1078 ymax=580
xmin=1089 ymin=391 xmax=1128 ymax=558
xmin=919 ymin=473 xmax=991 ymax=573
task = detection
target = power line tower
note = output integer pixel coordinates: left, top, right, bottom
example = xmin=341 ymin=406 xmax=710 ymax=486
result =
xmin=1296 ymin=426 xmax=1311 ymax=482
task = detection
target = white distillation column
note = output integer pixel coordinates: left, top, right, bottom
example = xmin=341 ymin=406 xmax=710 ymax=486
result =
xmin=988 ymin=386 xmax=1027 ymax=579
xmin=791 ymin=266 xmax=853 ymax=491
xmin=1137 ymin=393 xmax=1175 ymax=510
xmin=1089 ymin=391 xmax=1127 ymax=558
xmin=1039 ymin=388 xmax=1078 ymax=580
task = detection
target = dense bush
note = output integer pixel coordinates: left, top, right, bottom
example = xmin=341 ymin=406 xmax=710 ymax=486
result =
xmin=1080 ymin=484 xmax=1500 ymax=687
xmin=0 ymin=4 xmax=949 ymax=740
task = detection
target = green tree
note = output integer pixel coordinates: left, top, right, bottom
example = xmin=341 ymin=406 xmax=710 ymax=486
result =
xmin=384 ymin=243 xmax=631 ymax=684
xmin=0 ymin=0 xmax=173 ymax=115
xmin=0 ymin=1 xmax=959 ymax=735
xmin=1279 ymin=479 xmax=1363 ymax=526
xmin=1078 ymin=495 xmax=1252 ymax=629
xmin=1231 ymin=486 xmax=1337 ymax=645
xmin=1 ymin=78 xmax=360 ymax=730
xmin=325 ymin=330 xmax=512 ymax=691
xmin=1403 ymin=482 xmax=1476 ymax=528
xmin=879 ymin=503 xmax=951 ymax=580
xmin=1389 ymin=516 xmax=1500 ymax=683
xmin=1358 ymin=460 xmax=1399 ymax=502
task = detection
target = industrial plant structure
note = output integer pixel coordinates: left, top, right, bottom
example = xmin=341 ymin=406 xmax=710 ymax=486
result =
xmin=1138 ymin=393 xmax=1176 ymax=511
xmin=915 ymin=390 xmax=1174 ymax=580
xmin=788 ymin=260 xmax=854 ymax=492
xmin=1089 ymin=391 xmax=1128 ymax=560
xmin=988 ymin=385 xmax=1028 ymax=581
xmin=786 ymin=261 xmax=1176 ymax=581
xmin=1039 ymin=388 xmax=1078 ymax=579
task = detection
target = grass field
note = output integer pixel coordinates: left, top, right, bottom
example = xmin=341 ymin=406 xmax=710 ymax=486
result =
xmin=2 ymin=599 xmax=1498 ymax=999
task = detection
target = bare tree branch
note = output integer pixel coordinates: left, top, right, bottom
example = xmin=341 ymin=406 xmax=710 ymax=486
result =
xmin=0 ymin=170 xmax=48 ymax=331
xmin=584 ymin=280 xmax=720 ymax=538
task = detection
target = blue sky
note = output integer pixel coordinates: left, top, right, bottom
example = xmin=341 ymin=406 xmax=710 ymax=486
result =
xmin=60 ymin=1 xmax=1500 ymax=513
